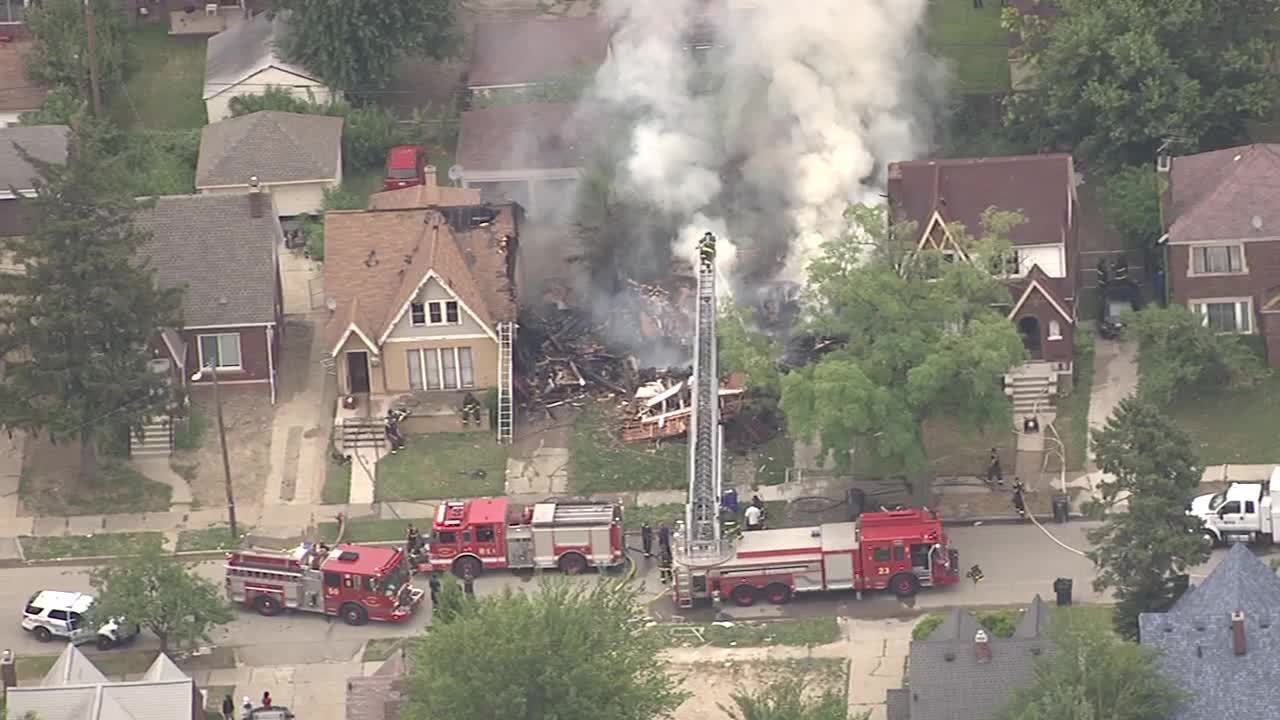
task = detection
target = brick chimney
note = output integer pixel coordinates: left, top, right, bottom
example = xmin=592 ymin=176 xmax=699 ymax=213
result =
xmin=1232 ymin=610 xmax=1247 ymax=656
xmin=974 ymin=629 xmax=991 ymax=664
xmin=248 ymin=176 xmax=265 ymax=219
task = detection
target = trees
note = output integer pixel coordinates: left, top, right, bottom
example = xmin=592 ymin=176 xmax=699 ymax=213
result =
xmin=1100 ymin=166 xmax=1162 ymax=254
xmin=724 ymin=679 xmax=863 ymax=720
xmin=718 ymin=301 xmax=781 ymax=399
xmin=270 ymin=0 xmax=460 ymax=93
xmin=0 ymin=125 xmax=182 ymax=479
xmin=1000 ymin=613 xmax=1183 ymax=720
xmin=1004 ymin=0 xmax=1277 ymax=168
xmin=89 ymin=547 xmax=233 ymax=653
xmin=1128 ymin=305 xmax=1268 ymax=406
xmin=1085 ymin=396 xmax=1208 ymax=638
xmin=406 ymin=580 xmax=684 ymax=720
xmin=778 ymin=204 xmax=1026 ymax=472
xmin=25 ymin=0 xmax=127 ymax=100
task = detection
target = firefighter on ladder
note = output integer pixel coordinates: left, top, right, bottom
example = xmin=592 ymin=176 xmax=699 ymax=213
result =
xmin=698 ymin=232 xmax=715 ymax=270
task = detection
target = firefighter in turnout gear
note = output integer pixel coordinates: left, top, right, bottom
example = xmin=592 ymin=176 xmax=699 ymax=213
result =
xmin=698 ymin=232 xmax=716 ymax=270
xmin=658 ymin=544 xmax=673 ymax=584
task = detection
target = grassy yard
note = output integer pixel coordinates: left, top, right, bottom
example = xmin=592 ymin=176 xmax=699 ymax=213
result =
xmin=928 ymin=0 xmax=1012 ymax=94
xmin=20 ymin=531 xmax=167 ymax=560
xmin=318 ymin=516 xmax=418 ymax=544
xmin=1163 ymin=373 xmax=1280 ymax=465
xmin=568 ymin=406 xmax=686 ymax=494
xmin=20 ymin=455 xmax=173 ymax=516
xmin=1056 ymin=331 xmax=1096 ymax=471
xmin=16 ymin=654 xmax=57 ymax=683
xmin=341 ymin=168 xmax=385 ymax=207
xmin=176 ymin=525 xmax=244 ymax=552
xmin=323 ymin=448 xmax=353 ymax=505
xmin=112 ymin=25 xmax=207 ymax=130
xmin=374 ymin=434 xmax=507 ymax=501
xmin=671 ymin=617 xmax=840 ymax=648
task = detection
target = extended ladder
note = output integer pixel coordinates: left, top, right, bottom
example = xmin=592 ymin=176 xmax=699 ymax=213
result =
xmin=686 ymin=232 xmax=724 ymax=562
xmin=496 ymin=321 xmax=516 ymax=443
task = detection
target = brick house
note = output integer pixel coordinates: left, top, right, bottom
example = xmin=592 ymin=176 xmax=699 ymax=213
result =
xmin=1161 ymin=143 xmax=1280 ymax=366
xmin=887 ymin=154 xmax=1080 ymax=408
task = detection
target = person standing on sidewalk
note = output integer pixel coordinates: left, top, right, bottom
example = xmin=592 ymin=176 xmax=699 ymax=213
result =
xmin=1012 ymin=479 xmax=1027 ymax=519
xmin=222 ymin=695 xmax=234 ymax=720
xmin=641 ymin=523 xmax=654 ymax=558
xmin=987 ymin=448 xmax=1004 ymax=486
xmin=658 ymin=524 xmax=671 ymax=554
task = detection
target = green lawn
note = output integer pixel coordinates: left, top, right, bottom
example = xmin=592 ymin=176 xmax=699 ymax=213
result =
xmin=1056 ymin=331 xmax=1096 ymax=471
xmin=323 ymin=448 xmax=353 ymax=505
xmin=568 ymin=407 xmax=686 ymax=494
xmin=671 ymin=617 xmax=840 ymax=648
xmin=112 ymin=25 xmax=207 ymax=130
xmin=20 ymin=460 xmax=173 ymax=516
xmin=176 ymin=525 xmax=244 ymax=552
xmin=1164 ymin=373 xmax=1280 ymax=465
xmin=374 ymin=434 xmax=507 ymax=501
xmin=16 ymin=655 xmax=57 ymax=683
xmin=341 ymin=168 xmax=385 ymax=207
xmin=20 ymin=531 xmax=166 ymax=560
xmin=318 ymin=516 xmax=419 ymax=544
xmin=928 ymin=0 xmax=1012 ymax=93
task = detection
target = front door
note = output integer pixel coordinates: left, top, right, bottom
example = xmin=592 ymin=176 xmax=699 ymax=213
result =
xmin=1018 ymin=316 xmax=1042 ymax=358
xmin=346 ymin=351 xmax=371 ymax=394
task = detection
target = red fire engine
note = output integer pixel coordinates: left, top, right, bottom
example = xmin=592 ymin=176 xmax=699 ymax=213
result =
xmin=672 ymin=508 xmax=960 ymax=608
xmin=420 ymin=497 xmax=626 ymax=577
xmin=225 ymin=543 xmax=424 ymax=625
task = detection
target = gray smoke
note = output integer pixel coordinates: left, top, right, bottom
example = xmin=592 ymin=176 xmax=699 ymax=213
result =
xmin=590 ymin=0 xmax=945 ymax=287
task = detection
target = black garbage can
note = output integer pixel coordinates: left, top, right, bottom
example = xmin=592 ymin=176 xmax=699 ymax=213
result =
xmin=1052 ymin=494 xmax=1070 ymax=524
xmin=1054 ymin=577 xmax=1073 ymax=607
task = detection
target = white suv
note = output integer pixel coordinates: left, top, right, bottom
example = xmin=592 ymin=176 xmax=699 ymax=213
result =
xmin=22 ymin=590 xmax=140 ymax=650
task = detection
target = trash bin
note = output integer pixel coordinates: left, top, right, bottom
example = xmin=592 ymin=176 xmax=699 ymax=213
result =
xmin=1052 ymin=494 xmax=1070 ymax=524
xmin=1054 ymin=577 xmax=1073 ymax=607
xmin=721 ymin=488 xmax=739 ymax=514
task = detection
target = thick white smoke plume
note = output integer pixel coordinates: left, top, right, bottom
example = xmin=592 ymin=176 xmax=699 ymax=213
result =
xmin=592 ymin=0 xmax=944 ymax=286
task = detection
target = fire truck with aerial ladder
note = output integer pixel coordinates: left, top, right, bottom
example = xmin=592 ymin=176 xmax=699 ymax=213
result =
xmin=416 ymin=497 xmax=626 ymax=578
xmin=225 ymin=542 xmax=424 ymax=625
xmin=670 ymin=232 xmax=962 ymax=608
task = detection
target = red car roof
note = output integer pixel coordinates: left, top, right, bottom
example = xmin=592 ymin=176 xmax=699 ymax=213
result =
xmin=386 ymin=145 xmax=421 ymax=169
xmin=320 ymin=543 xmax=403 ymax=576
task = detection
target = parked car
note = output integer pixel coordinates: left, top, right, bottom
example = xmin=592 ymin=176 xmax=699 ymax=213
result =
xmin=22 ymin=590 xmax=141 ymax=650
xmin=383 ymin=145 xmax=427 ymax=190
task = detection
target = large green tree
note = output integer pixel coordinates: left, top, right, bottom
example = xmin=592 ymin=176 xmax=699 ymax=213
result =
xmin=0 ymin=124 xmax=182 ymax=479
xmin=407 ymin=580 xmax=684 ymax=720
xmin=90 ymin=547 xmax=234 ymax=652
xmin=724 ymin=679 xmax=864 ymax=720
xmin=1100 ymin=166 xmax=1162 ymax=254
xmin=25 ymin=0 xmax=127 ymax=101
xmin=778 ymin=204 xmax=1027 ymax=472
xmin=1128 ymin=305 xmax=1268 ymax=406
xmin=271 ymin=0 xmax=460 ymax=92
xmin=1005 ymin=0 xmax=1277 ymax=167
xmin=1086 ymin=396 xmax=1208 ymax=638
xmin=718 ymin=301 xmax=781 ymax=398
xmin=1000 ymin=612 xmax=1183 ymax=720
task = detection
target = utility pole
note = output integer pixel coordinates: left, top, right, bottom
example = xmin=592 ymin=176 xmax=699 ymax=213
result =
xmin=197 ymin=364 xmax=238 ymax=540
xmin=83 ymin=0 xmax=103 ymax=117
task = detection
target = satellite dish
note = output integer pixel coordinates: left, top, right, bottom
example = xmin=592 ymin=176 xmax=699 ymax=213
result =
xmin=1252 ymin=215 xmax=1264 ymax=231
xmin=447 ymin=164 xmax=464 ymax=181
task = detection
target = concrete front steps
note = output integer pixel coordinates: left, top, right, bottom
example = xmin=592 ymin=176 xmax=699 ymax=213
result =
xmin=130 ymin=419 xmax=172 ymax=458
xmin=1006 ymin=367 xmax=1057 ymax=416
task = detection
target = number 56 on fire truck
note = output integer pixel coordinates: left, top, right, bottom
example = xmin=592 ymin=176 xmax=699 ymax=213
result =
xmin=225 ymin=543 xmax=424 ymax=626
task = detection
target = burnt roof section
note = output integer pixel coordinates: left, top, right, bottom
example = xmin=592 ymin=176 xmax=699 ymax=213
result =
xmin=906 ymin=596 xmax=1053 ymax=720
xmin=456 ymin=102 xmax=595 ymax=173
xmin=468 ymin=17 xmax=611 ymax=88
xmin=1166 ymin=144 xmax=1280 ymax=243
xmin=888 ymin=154 xmax=1074 ymax=247
xmin=1140 ymin=544 xmax=1280 ymax=720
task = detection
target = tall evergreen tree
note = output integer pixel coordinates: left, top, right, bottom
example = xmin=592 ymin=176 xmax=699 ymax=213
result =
xmin=0 ymin=124 xmax=182 ymax=480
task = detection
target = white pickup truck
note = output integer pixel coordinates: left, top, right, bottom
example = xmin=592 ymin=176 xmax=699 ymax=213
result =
xmin=1187 ymin=467 xmax=1280 ymax=546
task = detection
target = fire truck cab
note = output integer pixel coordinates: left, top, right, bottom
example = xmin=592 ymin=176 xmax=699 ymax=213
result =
xmin=673 ymin=508 xmax=959 ymax=608
xmin=225 ymin=543 xmax=423 ymax=626
xmin=423 ymin=497 xmax=625 ymax=578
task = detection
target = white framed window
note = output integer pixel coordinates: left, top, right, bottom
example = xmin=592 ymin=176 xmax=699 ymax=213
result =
xmin=1190 ymin=244 xmax=1246 ymax=275
xmin=1190 ymin=299 xmax=1253 ymax=334
xmin=410 ymin=302 xmax=426 ymax=327
xmin=1048 ymin=320 xmax=1062 ymax=340
xmin=422 ymin=300 xmax=461 ymax=326
xmin=197 ymin=333 xmax=242 ymax=370
xmin=407 ymin=347 xmax=476 ymax=390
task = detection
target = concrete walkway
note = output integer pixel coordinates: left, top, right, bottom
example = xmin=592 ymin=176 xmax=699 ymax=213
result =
xmin=129 ymin=457 xmax=194 ymax=508
xmin=264 ymin=317 xmax=334 ymax=506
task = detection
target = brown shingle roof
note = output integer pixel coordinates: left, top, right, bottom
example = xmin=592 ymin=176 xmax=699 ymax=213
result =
xmin=468 ymin=17 xmax=611 ymax=88
xmin=323 ymin=204 xmax=518 ymax=354
xmin=456 ymin=103 xmax=594 ymax=173
xmin=368 ymin=177 xmax=481 ymax=210
xmin=888 ymin=154 xmax=1074 ymax=248
xmin=1167 ymin=144 xmax=1280 ymax=243
xmin=0 ymin=41 xmax=46 ymax=113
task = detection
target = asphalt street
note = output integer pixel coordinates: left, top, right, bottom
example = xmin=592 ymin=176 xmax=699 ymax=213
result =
xmin=0 ymin=521 xmax=1233 ymax=658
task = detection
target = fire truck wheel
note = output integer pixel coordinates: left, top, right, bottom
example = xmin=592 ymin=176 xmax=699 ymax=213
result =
xmin=764 ymin=583 xmax=792 ymax=605
xmin=452 ymin=556 xmax=482 ymax=579
xmin=254 ymin=595 xmax=282 ymax=616
xmin=891 ymin=573 xmax=919 ymax=599
xmin=341 ymin=603 xmax=368 ymax=626
xmin=558 ymin=553 xmax=588 ymax=575
xmin=730 ymin=585 xmax=758 ymax=607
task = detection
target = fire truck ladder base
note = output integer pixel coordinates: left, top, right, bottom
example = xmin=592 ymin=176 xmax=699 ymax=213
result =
xmin=496 ymin=321 xmax=516 ymax=443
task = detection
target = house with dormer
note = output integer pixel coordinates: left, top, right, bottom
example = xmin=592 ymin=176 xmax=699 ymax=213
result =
xmin=322 ymin=203 xmax=521 ymax=428
xmin=887 ymin=154 xmax=1081 ymax=410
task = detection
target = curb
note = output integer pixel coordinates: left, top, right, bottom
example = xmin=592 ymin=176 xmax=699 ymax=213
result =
xmin=941 ymin=513 xmax=1087 ymax=527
